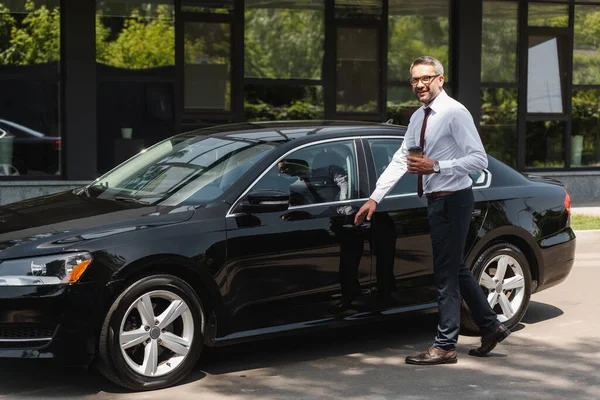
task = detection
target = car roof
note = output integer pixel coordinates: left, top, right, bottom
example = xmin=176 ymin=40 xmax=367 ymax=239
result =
xmin=181 ymin=120 xmax=407 ymax=143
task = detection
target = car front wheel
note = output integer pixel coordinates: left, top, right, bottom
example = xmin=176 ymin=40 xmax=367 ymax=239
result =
xmin=97 ymin=274 xmax=205 ymax=391
xmin=461 ymin=243 xmax=532 ymax=333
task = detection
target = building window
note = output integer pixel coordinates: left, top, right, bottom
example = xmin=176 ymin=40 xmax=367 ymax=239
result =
xmin=527 ymin=35 xmax=566 ymax=114
xmin=244 ymin=0 xmax=324 ymax=80
xmin=336 ymin=27 xmax=379 ymax=113
xmin=571 ymin=90 xmax=600 ymax=168
xmin=481 ymin=1 xmax=518 ymax=84
xmin=528 ymin=2 xmax=568 ymax=28
xmin=526 ymin=120 xmax=566 ymax=168
xmin=96 ymin=0 xmax=175 ymax=175
xmin=573 ymin=5 xmax=600 ymax=85
xmin=96 ymin=1 xmax=175 ymax=70
xmin=184 ymin=22 xmax=231 ymax=111
xmin=244 ymin=0 xmax=325 ymax=121
xmin=481 ymin=88 xmax=518 ymax=169
xmin=0 ymin=0 xmax=61 ymax=178
xmin=387 ymin=0 xmax=450 ymax=125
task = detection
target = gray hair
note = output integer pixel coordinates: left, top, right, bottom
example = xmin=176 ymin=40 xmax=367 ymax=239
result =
xmin=410 ymin=56 xmax=444 ymax=76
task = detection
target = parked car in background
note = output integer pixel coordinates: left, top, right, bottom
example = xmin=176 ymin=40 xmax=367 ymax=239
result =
xmin=0 ymin=119 xmax=60 ymax=176
xmin=0 ymin=121 xmax=575 ymax=391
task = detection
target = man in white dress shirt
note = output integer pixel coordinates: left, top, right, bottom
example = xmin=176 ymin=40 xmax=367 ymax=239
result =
xmin=355 ymin=56 xmax=510 ymax=365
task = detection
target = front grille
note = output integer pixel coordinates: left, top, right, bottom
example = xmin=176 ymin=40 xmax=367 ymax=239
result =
xmin=0 ymin=325 xmax=56 ymax=340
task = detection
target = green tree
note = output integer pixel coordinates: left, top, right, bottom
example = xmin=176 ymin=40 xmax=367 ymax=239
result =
xmin=96 ymin=4 xmax=174 ymax=68
xmin=0 ymin=0 xmax=60 ymax=65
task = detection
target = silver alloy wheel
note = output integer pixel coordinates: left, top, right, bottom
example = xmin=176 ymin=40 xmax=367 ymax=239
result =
xmin=119 ymin=290 xmax=196 ymax=377
xmin=478 ymin=254 xmax=526 ymax=323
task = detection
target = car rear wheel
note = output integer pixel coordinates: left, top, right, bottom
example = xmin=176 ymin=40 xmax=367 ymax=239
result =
xmin=461 ymin=243 xmax=532 ymax=333
xmin=97 ymin=274 xmax=205 ymax=391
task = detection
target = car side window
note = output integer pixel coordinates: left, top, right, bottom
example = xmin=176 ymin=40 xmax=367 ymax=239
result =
xmin=252 ymin=140 xmax=359 ymax=206
xmin=470 ymin=170 xmax=490 ymax=188
xmin=367 ymin=138 xmax=417 ymax=196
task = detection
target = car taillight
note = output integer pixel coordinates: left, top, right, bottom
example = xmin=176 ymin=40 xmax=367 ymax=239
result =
xmin=53 ymin=140 xmax=61 ymax=151
xmin=564 ymin=188 xmax=571 ymax=215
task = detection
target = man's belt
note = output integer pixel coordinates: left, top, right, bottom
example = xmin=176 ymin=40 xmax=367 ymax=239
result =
xmin=425 ymin=186 xmax=472 ymax=200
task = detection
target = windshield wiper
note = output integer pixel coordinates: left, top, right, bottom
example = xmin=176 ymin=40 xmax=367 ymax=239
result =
xmin=113 ymin=196 xmax=151 ymax=205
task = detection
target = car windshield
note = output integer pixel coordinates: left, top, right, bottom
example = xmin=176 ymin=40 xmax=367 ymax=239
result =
xmin=87 ymin=135 xmax=276 ymax=206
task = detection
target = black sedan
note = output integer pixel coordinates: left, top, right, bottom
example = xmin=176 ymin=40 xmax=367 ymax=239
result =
xmin=0 ymin=121 xmax=575 ymax=391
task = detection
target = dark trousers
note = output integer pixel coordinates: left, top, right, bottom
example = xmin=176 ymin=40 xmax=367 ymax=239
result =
xmin=427 ymin=188 xmax=499 ymax=350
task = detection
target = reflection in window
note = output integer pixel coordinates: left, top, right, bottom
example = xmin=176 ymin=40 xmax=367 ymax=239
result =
xmin=526 ymin=121 xmax=565 ymax=168
xmin=481 ymin=1 xmax=517 ymax=84
xmin=0 ymin=0 xmax=60 ymax=68
xmin=387 ymin=86 xmax=420 ymax=125
xmin=573 ymin=5 xmax=600 ymax=85
xmin=367 ymin=138 xmax=417 ymax=195
xmin=388 ymin=0 xmax=449 ymax=83
xmin=571 ymin=90 xmax=600 ymax=168
xmin=337 ymin=27 xmax=379 ymax=113
xmin=335 ymin=0 xmax=382 ymax=19
xmin=253 ymin=140 xmax=358 ymax=206
xmin=0 ymin=80 xmax=61 ymax=177
xmin=528 ymin=36 xmax=564 ymax=114
xmin=244 ymin=84 xmax=324 ymax=121
xmin=480 ymin=88 xmax=518 ymax=168
xmin=184 ymin=22 xmax=230 ymax=110
xmin=96 ymin=1 xmax=175 ymax=69
xmin=244 ymin=0 xmax=324 ymax=80
xmin=528 ymin=3 xmax=568 ymax=27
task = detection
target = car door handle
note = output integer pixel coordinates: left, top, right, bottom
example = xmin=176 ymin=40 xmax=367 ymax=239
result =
xmin=472 ymin=209 xmax=482 ymax=218
xmin=342 ymin=221 xmax=371 ymax=230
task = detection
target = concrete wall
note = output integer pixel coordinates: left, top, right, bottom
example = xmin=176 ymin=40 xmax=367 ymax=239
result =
xmin=0 ymin=181 xmax=90 ymax=206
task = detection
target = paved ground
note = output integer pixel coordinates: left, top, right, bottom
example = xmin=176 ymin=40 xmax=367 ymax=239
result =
xmin=1 ymin=232 xmax=598 ymax=400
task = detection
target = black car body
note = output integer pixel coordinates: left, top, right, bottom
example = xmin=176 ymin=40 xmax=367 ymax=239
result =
xmin=0 ymin=121 xmax=575 ymax=390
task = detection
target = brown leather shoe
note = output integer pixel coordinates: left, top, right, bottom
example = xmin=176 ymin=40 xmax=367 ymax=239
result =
xmin=469 ymin=324 xmax=511 ymax=357
xmin=405 ymin=346 xmax=457 ymax=365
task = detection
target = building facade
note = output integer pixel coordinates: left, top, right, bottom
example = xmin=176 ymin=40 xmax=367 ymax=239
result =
xmin=0 ymin=0 xmax=599 ymax=204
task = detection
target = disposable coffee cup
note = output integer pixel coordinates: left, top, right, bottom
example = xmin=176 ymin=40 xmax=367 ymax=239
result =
xmin=408 ymin=146 xmax=423 ymax=158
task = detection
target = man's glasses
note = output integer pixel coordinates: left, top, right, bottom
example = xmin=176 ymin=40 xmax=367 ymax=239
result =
xmin=409 ymin=74 xmax=441 ymax=86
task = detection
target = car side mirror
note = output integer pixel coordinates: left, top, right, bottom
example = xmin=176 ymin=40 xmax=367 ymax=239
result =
xmin=238 ymin=189 xmax=290 ymax=214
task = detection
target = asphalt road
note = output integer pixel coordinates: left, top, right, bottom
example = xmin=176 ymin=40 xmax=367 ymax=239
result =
xmin=1 ymin=231 xmax=598 ymax=400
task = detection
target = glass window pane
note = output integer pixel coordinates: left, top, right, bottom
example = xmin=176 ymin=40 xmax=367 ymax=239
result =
xmin=387 ymin=86 xmax=421 ymax=126
xmin=337 ymin=27 xmax=379 ymax=113
xmin=571 ymin=90 xmax=600 ymax=168
xmin=0 ymin=0 xmax=60 ymax=71
xmin=573 ymin=5 xmax=600 ymax=85
xmin=367 ymin=138 xmax=417 ymax=195
xmin=244 ymin=84 xmax=324 ymax=121
xmin=525 ymin=120 xmax=566 ymax=168
xmin=388 ymin=0 xmax=450 ymax=83
xmin=0 ymin=80 xmax=60 ymax=177
xmin=96 ymin=1 xmax=175 ymax=70
xmin=481 ymin=1 xmax=518 ymax=84
xmin=480 ymin=88 xmax=518 ymax=169
xmin=244 ymin=0 xmax=324 ymax=79
xmin=253 ymin=140 xmax=358 ymax=205
xmin=528 ymin=3 xmax=568 ymax=27
xmin=184 ymin=22 xmax=230 ymax=111
xmin=335 ymin=0 xmax=382 ymax=19
xmin=181 ymin=0 xmax=233 ymax=13
xmin=97 ymin=81 xmax=174 ymax=174
xmin=528 ymin=36 xmax=564 ymax=114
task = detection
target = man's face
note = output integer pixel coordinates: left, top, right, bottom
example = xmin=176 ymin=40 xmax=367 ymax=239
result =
xmin=410 ymin=64 xmax=444 ymax=105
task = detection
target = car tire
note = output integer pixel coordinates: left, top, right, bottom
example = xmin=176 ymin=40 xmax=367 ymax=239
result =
xmin=461 ymin=243 xmax=532 ymax=333
xmin=96 ymin=274 xmax=205 ymax=391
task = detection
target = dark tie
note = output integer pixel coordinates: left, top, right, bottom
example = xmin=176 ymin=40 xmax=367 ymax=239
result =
xmin=417 ymin=107 xmax=432 ymax=198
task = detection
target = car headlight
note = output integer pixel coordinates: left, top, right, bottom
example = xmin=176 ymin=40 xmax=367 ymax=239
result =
xmin=0 ymin=252 xmax=93 ymax=286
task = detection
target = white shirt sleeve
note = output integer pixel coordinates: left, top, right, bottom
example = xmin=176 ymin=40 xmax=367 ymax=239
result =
xmin=437 ymin=108 xmax=488 ymax=175
xmin=369 ymin=134 xmax=411 ymax=204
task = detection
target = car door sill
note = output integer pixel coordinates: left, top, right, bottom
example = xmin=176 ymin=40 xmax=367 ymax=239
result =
xmin=212 ymin=302 xmax=438 ymax=346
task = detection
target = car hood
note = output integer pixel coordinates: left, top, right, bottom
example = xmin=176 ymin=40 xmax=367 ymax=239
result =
xmin=0 ymin=191 xmax=195 ymax=260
